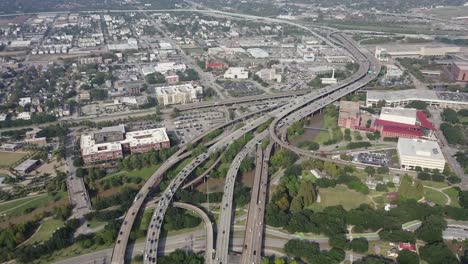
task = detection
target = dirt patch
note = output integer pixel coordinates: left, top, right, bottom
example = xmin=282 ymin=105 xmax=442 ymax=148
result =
xmin=240 ymin=170 xmax=255 ymax=188
xmin=446 ymin=240 xmax=466 ymax=256
xmin=289 ymin=114 xmax=324 ymax=146
xmin=196 ymin=178 xmax=225 ymax=193
xmin=35 ymin=159 xmax=66 ymax=176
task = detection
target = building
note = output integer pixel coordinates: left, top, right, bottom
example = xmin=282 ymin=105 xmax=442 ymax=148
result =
xmin=374 ymin=107 xmax=435 ymax=139
xmin=80 ymin=125 xmax=170 ymax=164
xmin=451 ymin=62 xmax=468 ymax=82
xmin=0 ymin=114 xmax=8 ymax=122
xmin=19 ymin=97 xmax=32 ymax=107
xmin=397 ymin=138 xmax=446 ymax=171
xmin=79 ymin=91 xmax=91 ymax=101
xmin=17 ymin=112 xmax=31 ymax=120
xmin=320 ymin=69 xmax=337 ymax=84
xmin=224 ymin=67 xmax=249 ymax=79
xmin=165 ymin=75 xmax=179 ymax=84
xmin=255 ymin=68 xmax=282 ymax=83
xmin=398 ymin=243 xmax=416 ymax=252
xmin=338 ymin=101 xmax=361 ymax=129
xmin=375 ymin=45 xmax=461 ymax=58
xmin=14 ymin=159 xmax=41 ymax=174
xmin=0 ymin=144 xmax=19 ymax=151
xmin=205 ymin=61 xmax=226 ymax=70
xmin=247 ymin=48 xmax=269 ymax=58
xmin=153 ymin=62 xmax=187 ymax=75
xmin=107 ymin=38 xmax=138 ymax=51
xmin=385 ymin=65 xmax=404 ymax=79
xmin=366 ymin=89 xmax=468 ymax=109
xmin=155 ymin=84 xmax=203 ymax=106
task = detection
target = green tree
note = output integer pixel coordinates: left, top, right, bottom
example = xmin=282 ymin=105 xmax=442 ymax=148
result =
xmin=419 ymin=243 xmax=458 ymax=264
xmin=397 ymin=250 xmax=420 ymax=264
xmin=364 ymin=166 xmax=376 ymax=177
xmin=349 ymin=238 xmax=368 ymax=253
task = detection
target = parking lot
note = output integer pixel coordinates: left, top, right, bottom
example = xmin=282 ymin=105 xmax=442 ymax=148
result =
xmin=171 ymin=109 xmax=226 ymax=144
xmin=353 ymin=151 xmax=391 ymax=166
xmin=219 ymin=81 xmax=264 ymax=97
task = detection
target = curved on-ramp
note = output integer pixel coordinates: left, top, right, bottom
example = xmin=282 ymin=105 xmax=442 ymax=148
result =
xmin=173 ymin=202 xmax=213 ymax=264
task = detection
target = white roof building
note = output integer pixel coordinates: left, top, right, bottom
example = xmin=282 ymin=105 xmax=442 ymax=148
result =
xmin=19 ymin=97 xmax=32 ymax=107
xmin=256 ymin=68 xmax=282 ymax=82
xmin=247 ymin=48 xmax=269 ymax=58
xmin=380 ymin=107 xmax=417 ymax=125
xmin=397 ymin=138 xmax=446 ymax=171
xmin=17 ymin=112 xmax=31 ymax=120
xmin=80 ymin=133 xmax=122 ymax=157
xmin=122 ymin=128 xmax=170 ymax=149
xmin=224 ymin=67 xmax=249 ymax=79
xmin=0 ymin=114 xmax=7 ymax=122
xmin=385 ymin=64 xmax=404 ymax=79
xmin=155 ymin=83 xmax=203 ymax=106
xmin=154 ymin=62 xmax=187 ymax=74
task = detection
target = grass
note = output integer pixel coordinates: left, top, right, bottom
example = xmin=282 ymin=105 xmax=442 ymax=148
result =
xmin=308 ymin=185 xmax=372 ymax=211
xmin=0 ymin=151 xmax=28 ymax=167
xmin=443 ymin=187 xmax=460 ymax=208
xmin=0 ymin=194 xmax=53 ymax=217
xmin=0 ymin=194 xmax=47 ymax=213
xmin=423 ymin=187 xmax=448 ymax=205
xmin=26 ymin=218 xmax=64 ymax=245
xmin=314 ymin=110 xmax=338 ymax=144
xmin=422 ymin=181 xmax=449 ymax=189
xmin=36 ymin=242 xmax=112 ymax=264
xmin=103 ymin=165 xmax=160 ymax=182
xmin=87 ymin=219 xmax=107 ymax=229
xmin=427 ymin=6 xmax=468 ymax=19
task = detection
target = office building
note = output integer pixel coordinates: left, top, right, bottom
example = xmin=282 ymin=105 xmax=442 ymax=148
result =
xmin=155 ymin=83 xmax=203 ymax=106
xmin=397 ymin=138 xmax=446 ymax=171
xmin=224 ymin=67 xmax=249 ymax=79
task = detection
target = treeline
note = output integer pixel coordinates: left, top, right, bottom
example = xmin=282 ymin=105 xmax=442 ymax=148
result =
xmin=284 ymin=239 xmax=345 ymax=264
xmin=118 ymin=147 xmax=178 ymax=171
xmin=91 ymin=187 xmax=138 ymax=210
xmin=14 ymin=219 xmax=80 ymax=263
xmin=440 ymin=123 xmax=465 ymax=145
xmin=0 ymin=113 xmax=57 ymax=129
xmin=175 ymin=189 xmax=223 ymax=204
xmin=158 ymin=249 xmax=204 ymax=264
xmin=163 ymin=207 xmax=201 ymax=231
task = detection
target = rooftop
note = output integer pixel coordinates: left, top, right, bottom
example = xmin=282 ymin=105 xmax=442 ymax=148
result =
xmin=454 ymin=62 xmax=468 ymax=71
xmin=339 ymin=101 xmax=360 ymax=119
xmin=397 ymin=138 xmax=445 ymax=161
xmin=14 ymin=159 xmax=39 ymax=172
xmin=367 ymin=89 xmax=468 ymax=104
xmin=123 ymin=128 xmax=170 ymax=148
xmin=381 ymin=107 xmax=417 ymax=119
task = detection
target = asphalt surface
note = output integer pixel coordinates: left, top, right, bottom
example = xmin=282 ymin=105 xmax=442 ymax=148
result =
xmin=215 ymin=131 xmax=268 ymax=264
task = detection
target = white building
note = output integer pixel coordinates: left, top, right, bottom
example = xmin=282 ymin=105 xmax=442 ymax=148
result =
xmin=320 ymin=69 xmax=337 ymax=84
xmin=17 ymin=112 xmax=31 ymax=120
xmin=385 ymin=64 xmax=404 ymax=79
xmin=19 ymin=97 xmax=32 ymax=107
xmin=155 ymin=84 xmax=203 ymax=106
xmin=397 ymin=138 xmax=446 ymax=171
xmin=154 ymin=62 xmax=187 ymax=74
xmin=247 ymin=48 xmax=269 ymax=58
xmin=380 ymin=107 xmax=417 ymax=125
xmin=224 ymin=67 xmax=249 ymax=79
xmin=256 ymin=68 xmax=282 ymax=82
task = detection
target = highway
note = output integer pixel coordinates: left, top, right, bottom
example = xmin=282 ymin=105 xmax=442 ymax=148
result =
xmin=173 ymin=202 xmax=213 ymax=264
xmin=241 ymin=142 xmax=272 ymax=264
xmin=104 ymin=7 xmax=381 ymax=264
xmin=215 ymin=131 xmax=268 ymax=264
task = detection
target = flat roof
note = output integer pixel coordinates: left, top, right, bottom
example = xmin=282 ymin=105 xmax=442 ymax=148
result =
xmin=397 ymin=138 xmax=445 ymax=161
xmin=80 ymin=133 xmax=122 ymax=156
xmin=381 ymin=107 xmax=417 ymax=118
xmin=123 ymin=128 xmax=169 ymax=148
xmin=15 ymin=159 xmax=39 ymax=172
xmin=454 ymin=62 xmax=468 ymax=71
xmin=367 ymin=89 xmax=468 ymax=104
xmin=339 ymin=101 xmax=360 ymax=119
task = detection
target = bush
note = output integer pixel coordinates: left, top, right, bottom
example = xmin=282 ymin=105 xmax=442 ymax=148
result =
xmin=346 ymin=141 xmax=371 ymax=149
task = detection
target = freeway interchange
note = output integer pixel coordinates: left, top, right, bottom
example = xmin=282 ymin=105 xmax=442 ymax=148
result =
xmin=109 ymin=8 xmax=380 ymax=264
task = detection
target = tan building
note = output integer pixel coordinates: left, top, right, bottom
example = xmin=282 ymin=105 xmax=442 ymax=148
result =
xmin=155 ymin=84 xmax=203 ymax=106
xmin=338 ymin=101 xmax=361 ymax=129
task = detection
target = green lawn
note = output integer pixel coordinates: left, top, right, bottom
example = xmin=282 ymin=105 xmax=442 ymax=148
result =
xmin=422 ymin=181 xmax=449 ymax=189
xmin=36 ymin=242 xmax=112 ymax=264
xmin=0 ymin=194 xmax=47 ymax=213
xmin=314 ymin=109 xmax=338 ymax=144
xmin=103 ymin=165 xmax=160 ymax=182
xmin=0 ymin=193 xmax=62 ymax=216
xmin=443 ymin=187 xmax=460 ymax=208
xmin=308 ymin=185 xmax=372 ymax=211
xmin=87 ymin=219 xmax=107 ymax=229
xmin=0 ymin=151 xmax=28 ymax=167
xmin=26 ymin=218 xmax=64 ymax=244
xmin=423 ymin=187 xmax=448 ymax=205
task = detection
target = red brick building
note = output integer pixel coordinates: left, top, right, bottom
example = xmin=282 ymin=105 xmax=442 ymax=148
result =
xmin=205 ymin=61 xmax=227 ymax=70
xmin=451 ymin=62 xmax=468 ymax=82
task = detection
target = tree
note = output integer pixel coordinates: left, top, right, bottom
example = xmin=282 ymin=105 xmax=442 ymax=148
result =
xmin=377 ymin=166 xmax=389 ymax=174
xmin=354 ymin=255 xmax=394 ymax=264
xmin=290 ymin=196 xmax=303 ymax=213
xmin=419 ymin=243 xmax=458 ymax=264
xmin=364 ymin=166 xmax=376 ymax=177
xmin=329 ymin=234 xmax=348 ymax=250
xmin=145 ymin=72 xmax=165 ymax=84
xmin=297 ymin=181 xmax=317 ymax=206
xmin=459 ymin=190 xmax=468 ymax=209
xmin=397 ymin=250 xmax=420 ymax=264
xmin=441 ymin=108 xmax=459 ymax=124
xmin=416 ymin=215 xmax=446 ymax=243
xmin=349 ymin=238 xmax=368 ymax=253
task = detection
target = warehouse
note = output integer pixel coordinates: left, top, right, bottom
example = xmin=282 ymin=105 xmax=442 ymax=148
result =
xmin=397 ymin=138 xmax=446 ymax=171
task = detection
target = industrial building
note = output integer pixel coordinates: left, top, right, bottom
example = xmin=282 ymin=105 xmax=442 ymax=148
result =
xmin=80 ymin=125 xmax=170 ymax=164
xmin=338 ymin=101 xmax=361 ymax=129
xmin=255 ymin=68 xmax=282 ymax=83
xmin=366 ymin=89 xmax=468 ymax=109
xmin=375 ymin=45 xmax=461 ymax=59
xmin=224 ymin=67 xmax=249 ymax=79
xmin=247 ymin=48 xmax=269 ymax=58
xmin=451 ymin=62 xmax=468 ymax=82
xmin=397 ymin=138 xmax=446 ymax=171
xmin=374 ymin=107 xmax=435 ymax=139
xmin=154 ymin=83 xmax=203 ymax=106
xmin=14 ymin=159 xmax=41 ymax=174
